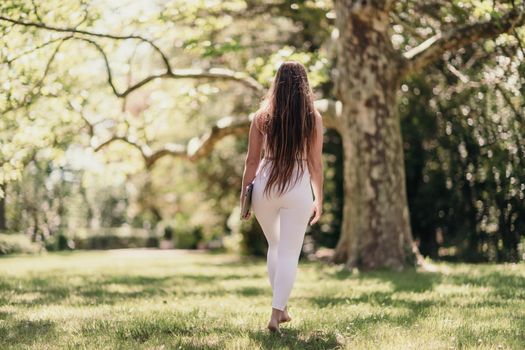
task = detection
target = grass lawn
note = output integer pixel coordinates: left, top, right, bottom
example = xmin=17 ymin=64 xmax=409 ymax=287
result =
xmin=0 ymin=249 xmax=524 ymax=349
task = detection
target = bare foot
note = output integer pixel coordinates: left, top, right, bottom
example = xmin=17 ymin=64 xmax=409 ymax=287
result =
xmin=279 ymin=306 xmax=292 ymax=323
xmin=267 ymin=318 xmax=281 ymax=333
xmin=267 ymin=308 xmax=283 ymax=334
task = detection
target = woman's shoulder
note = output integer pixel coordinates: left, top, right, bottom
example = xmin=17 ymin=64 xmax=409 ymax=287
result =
xmin=253 ymin=109 xmax=268 ymax=134
xmin=312 ymin=107 xmax=322 ymax=118
xmin=313 ymin=108 xmax=323 ymax=126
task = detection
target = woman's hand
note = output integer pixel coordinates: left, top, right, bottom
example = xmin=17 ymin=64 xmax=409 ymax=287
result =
xmin=239 ymin=190 xmax=252 ymax=220
xmin=309 ymin=199 xmax=322 ymax=225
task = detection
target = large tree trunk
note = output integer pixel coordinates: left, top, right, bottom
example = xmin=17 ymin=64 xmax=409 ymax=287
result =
xmin=332 ymin=0 xmax=421 ymax=270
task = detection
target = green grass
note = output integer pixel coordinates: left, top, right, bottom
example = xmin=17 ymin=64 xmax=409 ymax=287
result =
xmin=0 ymin=249 xmax=524 ymax=349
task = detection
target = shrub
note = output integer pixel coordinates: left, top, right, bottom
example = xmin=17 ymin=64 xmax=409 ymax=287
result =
xmin=156 ymin=216 xmax=204 ymax=249
xmin=239 ymin=218 xmax=267 ymax=257
xmin=45 ymin=233 xmax=75 ymax=251
xmin=0 ymin=233 xmax=43 ymax=255
xmin=71 ymin=227 xmax=159 ymax=250
xmin=163 ymin=226 xmax=174 ymax=241
xmin=172 ymin=225 xmax=202 ymax=249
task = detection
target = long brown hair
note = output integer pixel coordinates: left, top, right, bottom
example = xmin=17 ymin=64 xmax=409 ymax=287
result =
xmin=256 ymin=61 xmax=317 ymax=198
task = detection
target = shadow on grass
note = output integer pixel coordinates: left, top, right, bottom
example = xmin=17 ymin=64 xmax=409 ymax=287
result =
xmin=81 ymin=313 xmax=345 ymax=349
xmin=308 ymin=263 xmax=525 ymax=335
xmin=0 ymin=318 xmax=56 ymax=346
xmin=446 ymin=271 xmax=525 ymax=299
xmin=0 ymin=270 xmax=269 ymax=307
xmin=309 ymin=290 xmax=438 ymax=331
xmin=247 ymin=327 xmax=343 ymax=350
xmin=331 ymin=267 xmax=442 ymax=292
xmin=192 ymin=255 xmax=265 ymax=268
xmin=307 ymin=267 xmax=443 ymax=332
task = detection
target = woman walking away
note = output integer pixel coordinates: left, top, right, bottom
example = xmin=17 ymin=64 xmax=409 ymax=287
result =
xmin=239 ymin=61 xmax=324 ymax=334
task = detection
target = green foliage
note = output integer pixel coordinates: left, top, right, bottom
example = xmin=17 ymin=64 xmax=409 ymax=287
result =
xmin=247 ymin=47 xmax=330 ymax=87
xmin=156 ymin=214 xmax=204 ymax=249
xmin=0 ymin=0 xmax=336 ymax=248
xmin=238 ymin=217 xmax=267 ymax=257
xmin=1 ymin=0 xmax=524 ymax=264
xmin=0 ymin=232 xmax=42 ymax=255
xmin=45 ymin=233 xmax=75 ymax=251
xmin=307 ymin=129 xmax=343 ymax=249
xmin=72 ymin=227 xmax=159 ymax=250
xmin=74 ymin=234 xmax=159 ymax=250
xmin=400 ymin=41 xmax=525 ymax=262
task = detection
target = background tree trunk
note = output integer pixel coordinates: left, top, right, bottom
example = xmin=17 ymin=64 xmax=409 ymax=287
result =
xmin=332 ymin=1 xmax=420 ymax=270
xmin=0 ymin=183 xmax=6 ymax=231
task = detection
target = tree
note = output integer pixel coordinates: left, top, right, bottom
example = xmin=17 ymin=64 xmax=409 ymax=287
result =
xmin=0 ymin=0 xmax=336 ymax=239
xmin=331 ymin=0 xmax=525 ymax=270
xmin=1 ymin=0 xmax=524 ymax=269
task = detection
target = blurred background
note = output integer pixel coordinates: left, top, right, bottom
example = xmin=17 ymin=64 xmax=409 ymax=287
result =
xmin=0 ymin=0 xmax=524 ymax=263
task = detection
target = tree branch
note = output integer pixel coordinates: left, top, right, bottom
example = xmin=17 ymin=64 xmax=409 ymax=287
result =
xmin=78 ymin=36 xmax=263 ymax=96
xmin=145 ymin=144 xmax=187 ymax=168
xmin=2 ymin=36 xmax=72 ymax=114
xmin=93 ymin=135 xmax=151 ymax=164
xmin=78 ymin=36 xmax=264 ymax=96
xmin=91 ymin=99 xmax=341 ymax=168
xmin=186 ymin=115 xmax=252 ymax=162
xmin=186 ymin=99 xmax=342 ymax=163
xmin=401 ymin=7 xmax=525 ymax=76
xmin=111 ymin=67 xmax=263 ymax=98
xmin=0 ymin=15 xmax=265 ymax=97
xmin=30 ymin=0 xmax=43 ymax=22
xmin=167 ymin=68 xmax=263 ymax=94
xmin=0 ymin=15 xmax=172 ymax=73
xmin=496 ymin=83 xmax=524 ymax=124
xmin=6 ymin=36 xmax=67 ymax=64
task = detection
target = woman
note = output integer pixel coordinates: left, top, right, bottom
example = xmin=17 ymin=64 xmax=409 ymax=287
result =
xmin=239 ymin=61 xmax=324 ymax=334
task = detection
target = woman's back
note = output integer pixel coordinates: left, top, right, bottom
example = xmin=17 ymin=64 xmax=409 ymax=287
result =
xmin=259 ymin=125 xmax=308 ymax=161
xmin=255 ymin=113 xmax=308 ymax=160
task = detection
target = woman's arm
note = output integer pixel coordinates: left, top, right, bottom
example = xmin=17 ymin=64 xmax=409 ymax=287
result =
xmin=307 ymin=110 xmax=324 ymax=225
xmin=240 ymin=113 xmax=263 ymax=217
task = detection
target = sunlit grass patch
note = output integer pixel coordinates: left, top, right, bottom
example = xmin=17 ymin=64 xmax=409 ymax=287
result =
xmin=0 ymin=250 xmax=524 ymax=349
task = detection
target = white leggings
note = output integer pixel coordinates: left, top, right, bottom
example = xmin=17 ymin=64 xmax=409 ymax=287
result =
xmin=252 ymin=158 xmax=314 ymax=311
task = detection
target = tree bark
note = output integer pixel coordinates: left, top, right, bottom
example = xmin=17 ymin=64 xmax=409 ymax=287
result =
xmin=331 ymin=0 xmax=525 ymax=270
xmin=332 ymin=0 xmax=420 ymax=270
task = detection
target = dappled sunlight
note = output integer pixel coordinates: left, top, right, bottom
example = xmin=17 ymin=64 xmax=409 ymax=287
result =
xmin=2 ymin=250 xmax=524 ymax=348
xmin=433 ymin=283 xmax=493 ymax=299
xmin=1 ymin=0 xmax=524 ymax=347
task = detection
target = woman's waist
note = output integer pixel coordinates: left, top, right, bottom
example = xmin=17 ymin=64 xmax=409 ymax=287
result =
xmin=262 ymin=157 xmax=308 ymax=161
xmin=256 ymin=161 xmax=310 ymax=179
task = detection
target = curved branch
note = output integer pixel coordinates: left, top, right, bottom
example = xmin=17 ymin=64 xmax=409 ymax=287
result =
xmin=401 ymin=7 xmax=525 ymax=76
xmin=93 ymin=136 xmax=151 ymax=164
xmin=74 ymin=38 xmax=264 ymax=96
xmin=187 ymin=115 xmax=252 ymax=161
xmin=0 ymin=15 xmax=172 ymax=73
xmin=6 ymin=36 xmax=68 ymax=64
xmin=93 ymin=134 xmax=188 ymax=169
xmin=146 ymin=144 xmax=187 ymax=168
xmin=186 ymin=99 xmax=342 ymax=161
xmin=2 ymin=36 xmax=72 ymax=114
xmin=1 ymin=15 xmax=264 ymax=96
xmin=75 ymin=37 xmax=121 ymax=96
xmin=92 ymin=99 xmax=342 ymax=168
xmin=167 ymin=68 xmax=264 ymax=94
